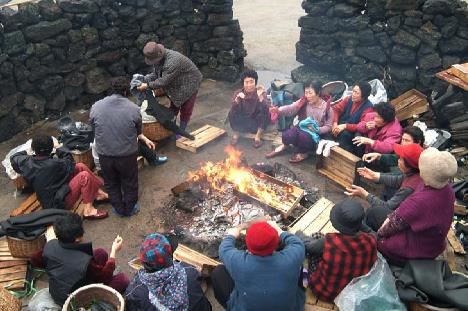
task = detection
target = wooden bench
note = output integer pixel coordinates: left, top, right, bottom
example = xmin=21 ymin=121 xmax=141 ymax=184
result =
xmin=0 ymin=238 xmax=28 ymax=291
xmin=10 ymin=193 xmax=85 ymax=218
xmin=316 ymin=146 xmax=361 ymax=189
xmin=289 ymin=198 xmax=337 ymax=235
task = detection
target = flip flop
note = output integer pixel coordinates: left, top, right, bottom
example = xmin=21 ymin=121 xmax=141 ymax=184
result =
xmin=289 ymin=153 xmax=309 ymax=163
xmin=253 ymin=139 xmax=263 ymax=148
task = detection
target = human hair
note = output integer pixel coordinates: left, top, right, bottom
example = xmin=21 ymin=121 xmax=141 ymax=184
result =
xmin=402 ymin=158 xmax=420 ymax=173
xmin=240 ymin=69 xmax=258 ymax=84
xmin=110 ymin=77 xmax=130 ymax=96
xmin=356 ymin=81 xmax=372 ymax=101
xmin=303 ymin=80 xmax=322 ymax=96
xmin=31 ymin=135 xmax=53 ymax=156
xmin=403 ymin=126 xmax=424 ymax=147
xmin=53 ymin=214 xmax=84 ymax=243
xmin=373 ymin=101 xmax=396 ymax=123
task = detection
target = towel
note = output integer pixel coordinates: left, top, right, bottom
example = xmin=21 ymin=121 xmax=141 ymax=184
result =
xmin=298 ymin=117 xmax=320 ymax=143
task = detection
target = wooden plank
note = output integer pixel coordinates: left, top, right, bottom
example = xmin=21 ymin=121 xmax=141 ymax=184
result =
xmin=447 ymin=228 xmax=466 ymax=254
xmin=177 ymin=125 xmax=226 ymax=153
xmin=0 ymin=0 xmax=35 ymax=8
xmin=10 ymin=193 xmax=38 ymax=217
xmin=289 ymin=198 xmax=333 ymax=234
xmin=0 ymin=271 xmax=27 ymax=282
xmin=0 ymin=261 xmax=27 ymax=269
xmin=0 ymin=279 xmax=26 ymax=290
xmin=0 ymin=265 xmax=27 ymax=275
xmin=318 ymin=168 xmax=353 ymax=189
xmin=173 ymin=244 xmax=220 ymax=276
xmin=306 ymin=207 xmax=333 ymax=235
xmin=320 ymin=221 xmax=337 ymax=234
xmin=436 ymin=69 xmax=468 ymax=91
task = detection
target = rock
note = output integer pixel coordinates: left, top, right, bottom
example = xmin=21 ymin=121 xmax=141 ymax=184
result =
xmin=47 ymin=92 xmax=66 ymax=111
xmin=411 ymin=21 xmax=441 ymax=48
xmin=0 ymin=79 xmax=16 ymax=97
xmin=356 ymin=46 xmax=387 ymax=63
xmin=141 ymin=17 xmax=159 ymax=32
xmin=385 ymin=0 xmax=418 ymax=10
xmin=0 ymin=114 xmax=19 ymax=142
xmin=442 ymin=55 xmax=461 ymax=68
xmin=17 ymin=3 xmax=41 ymax=25
xmin=190 ymin=52 xmax=209 ymax=64
xmin=91 ymin=13 xmax=108 ymax=30
xmin=39 ymin=75 xmax=64 ymax=98
xmin=0 ymin=54 xmax=8 ymax=65
xmin=135 ymin=33 xmax=159 ymax=50
xmin=24 ymin=94 xmax=45 ymax=116
xmin=29 ymin=65 xmax=51 ymax=81
xmin=417 ymin=70 xmax=436 ymax=90
xmin=24 ymin=19 xmax=73 ymax=42
xmin=64 ymin=86 xmax=83 ymax=101
xmin=299 ymin=16 xmax=338 ymax=33
xmin=367 ymin=0 xmax=386 ymax=21
xmin=458 ymin=27 xmax=468 ymax=40
xmin=422 ymin=0 xmax=455 ymax=15
xmin=392 ymin=30 xmax=421 ymax=49
xmin=67 ymin=43 xmax=86 ymax=62
xmin=3 ymin=31 xmax=26 ymax=55
xmin=101 ymin=27 xmax=119 ymax=41
xmin=81 ymin=26 xmax=99 ymax=45
xmin=96 ymin=51 xmax=123 ymax=64
xmin=200 ymin=65 xmax=239 ymax=82
xmin=404 ymin=10 xmax=423 ymax=18
xmin=418 ymin=52 xmax=441 ymax=70
xmin=119 ymin=22 xmax=141 ymax=38
xmin=375 ymin=32 xmax=392 ymax=49
xmin=38 ymin=0 xmax=63 ymax=21
xmin=387 ymin=16 xmax=401 ymax=33
xmin=404 ymin=16 xmax=422 ymax=28
xmin=213 ymin=23 xmax=241 ymax=37
xmin=332 ymin=3 xmax=360 ymax=18
xmin=85 ymin=68 xmax=111 ymax=94
xmin=390 ymin=80 xmax=415 ymax=98
xmin=73 ymin=13 xmax=93 ymax=27
xmin=440 ymin=17 xmax=458 ymax=38
xmin=358 ymin=29 xmax=375 ymax=45
xmin=57 ymin=0 xmax=99 ymax=13
xmin=389 ymin=63 xmax=417 ymax=81
xmin=192 ymin=38 xmax=235 ymax=52
xmin=344 ymin=0 xmax=365 ymax=5
xmin=291 ymin=65 xmax=340 ymax=84
xmin=136 ymin=8 xmax=148 ymax=20
xmin=0 ymin=93 xmax=19 ymax=118
xmin=107 ymin=62 xmax=126 ymax=76
xmin=64 ymin=71 xmax=85 ymax=87
xmin=34 ymin=43 xmax=50 ymax=57
xmin=391 ymin=45 xmax=416 ymax=65
xmin=302 ymin=0 xmax=334 ymax=16
xmin=338 ymin=15 xmax=369 ymax=31
xmin=440 ymin=36 xmax=468 ymax=54
xmin=217 ymin=50 xmax=235 ymax=65
xmin=207 ymin=13 xmax=233 ymax=26
xmin=347 ymin=63 xmax=384 ymax=81
xmin=157 ymin=25 xmax=174 ymax=37
xmin=118 ymin=5 xmax=135 ymax=17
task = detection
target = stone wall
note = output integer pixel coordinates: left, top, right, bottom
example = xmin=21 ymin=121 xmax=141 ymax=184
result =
xmin=293 ymin=0 xmax=468 ymax=98
xmin=0 ymin=0 xmax=245 ymax=141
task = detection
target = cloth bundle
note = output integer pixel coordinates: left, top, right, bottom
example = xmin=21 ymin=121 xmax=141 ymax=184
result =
xmin=298 ymin=117 xmax=320 ymax=143
xmin=316 ymin=140 xmax=340 ymax=157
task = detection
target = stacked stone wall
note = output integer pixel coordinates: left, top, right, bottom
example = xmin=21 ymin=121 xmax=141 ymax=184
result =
xmin=293 ymin=0 xmax=468 ymax=98
xmin=0 ymin=0 xmax=245 ymax=141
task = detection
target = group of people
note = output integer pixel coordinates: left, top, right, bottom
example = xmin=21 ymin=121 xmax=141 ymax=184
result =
xmin=8 ymin=43 xmax=461 ymax=310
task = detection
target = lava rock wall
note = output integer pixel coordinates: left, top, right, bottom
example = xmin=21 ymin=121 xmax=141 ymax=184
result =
xmin=0 ymin=0 xmax=245 ymax=141
xmin=293 ymin=0 xmax=468 ymax=98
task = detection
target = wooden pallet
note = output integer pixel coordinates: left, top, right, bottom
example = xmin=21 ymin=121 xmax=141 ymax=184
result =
xmin=173 ymin=244 xmax=221 ymax=277
xmin=305 ymin=289 xmax=338 ymax=311
xmin=316 ymin=146 xmax=360 ymax=189
xmin=289 ymin=198 xmax=337 ymax=235
xmin=176 ymin=125 xmax=226 ymax=153
xmin=240 ymin=131 xmax=283 ymax=146
xmin=447 ymin=227 xmax=466 ymax=255
xmin=0 ymin=239 xmax=28 ymax=291
xmin=10 ymin=193 xmax=85 ymax=218
xmin=436 ymin=67 xmax=468 ymax=91
xmin=390 ymin=89 xmax=429 ymax=121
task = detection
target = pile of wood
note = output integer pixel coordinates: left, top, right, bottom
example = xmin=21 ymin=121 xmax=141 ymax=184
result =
xmin=0 ymin=239 xmax=28 ymax=291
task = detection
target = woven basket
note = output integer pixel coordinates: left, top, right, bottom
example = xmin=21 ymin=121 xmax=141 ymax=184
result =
xmin=0 ymin=286 xmax=21 ymax=311
xmin=143 ymin=121 xmax=172 ymax=141
xmin=62 ymin=284 xmax=125 ymax=311
xmin=71 ymin=148 xmax=94 ymax=170
xmin=7 ymin=234 xmax=46 ymax=258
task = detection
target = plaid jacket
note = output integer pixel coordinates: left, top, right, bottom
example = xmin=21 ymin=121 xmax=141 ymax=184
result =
xmin=309 ymin=232 xmax=377 ymax=301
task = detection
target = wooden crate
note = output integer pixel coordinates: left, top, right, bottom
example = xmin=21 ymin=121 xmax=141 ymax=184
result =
xmin=305 ymin=289 xmax=338 ymax=310
xmin=390 ymin=89 xmax=429 ymax=121
xmin=0 ymin=239 xmax=28 ymax=291
xmin=289 ymin=198 xmax=337 ymax=235
xmin=436 ymin=68 xmax=468 ymax=91
xmin=449 ymin=63 xmax=468 ymax=83
xmin=316 ymin=146 xmax=361 ymax=189
xmin=10 ymin=193 xmax=85 ymax=218
xmin=176 ymin=125 xmax=226 ymax=153
xmin=173 ymin=244 xmax=220 ymax=277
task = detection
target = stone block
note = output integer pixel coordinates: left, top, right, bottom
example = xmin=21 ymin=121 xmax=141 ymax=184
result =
xmin=385 ymin=0 xmax=418 ymax=10
xmin=3 ymin=31 xmax=26 ymax=55
xmin=302 ymin=0 xmax=334 ymax=16
xmin=389 ymin=63 xmax=417 ymax=81
xmin=332 ymin=3 xmax=360 ymax=18
xmin=356 ymin=46 xmax=387 ymax=63
xmin=439 ymin=36 xmax=468 ymax=54
xmin=24 ymin=19 xmax=73 ymax=42
xmin=418 ymin=52 xmax=441 ymax=70
xmin=39 ymin=75 xmax=64 ymax=98
xmin=391 ymin=45 xmax=416 ymax=65
xmin=85 ymin=68 xmax=111 ymax=94
xmin=392 ymin=30 xmax=421 ymax=49
xmin=57 ymin=0 xmax=99 ymax=13
xmin=299 ymin=16 xmax=338 ymax=33
xmin=422 ymin=0 xmax=455 ymax=15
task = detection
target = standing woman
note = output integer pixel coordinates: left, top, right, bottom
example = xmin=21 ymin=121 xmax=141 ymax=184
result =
xmin=267 ymin=81 xmax=333 ymax=163
xmin=331 ymin=81 xmax=373 ymax=154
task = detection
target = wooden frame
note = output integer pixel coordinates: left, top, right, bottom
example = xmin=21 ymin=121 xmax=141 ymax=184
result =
xmin=316 ymin=146 xmax=361 ymax=189
xmin=176 ymin=125 xmax=226 ymax=153
xmin=390 ymin=89 xmax=429 ymax=121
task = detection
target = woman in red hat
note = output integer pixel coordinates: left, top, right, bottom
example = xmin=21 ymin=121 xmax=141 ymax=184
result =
xmin=344 ymin=143 xmax=424 ymax=231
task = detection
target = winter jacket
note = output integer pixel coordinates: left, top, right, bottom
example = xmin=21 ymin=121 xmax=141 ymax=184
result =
xmin=357 ymin=112 xmax=403 ymax=154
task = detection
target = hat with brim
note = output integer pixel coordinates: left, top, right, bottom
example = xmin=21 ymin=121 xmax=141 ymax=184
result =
xmin=143 ymin=42 xmax=165 ymax=65
xmin=330 ymin=199 xmax=365 ymax=236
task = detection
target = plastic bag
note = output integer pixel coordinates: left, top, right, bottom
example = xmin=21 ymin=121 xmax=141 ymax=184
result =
xmin=334 ymin=253 xmax=406 ymax=311
xmin=368 ymin=79 xmax=388 ymax=105
xmin=28 ymin=288 xmax=61 ymax=311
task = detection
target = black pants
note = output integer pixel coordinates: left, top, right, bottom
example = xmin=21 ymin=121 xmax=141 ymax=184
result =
xmin=337 ymin=130 xmax=365 ymax=157
xmin=211 ymin=265 xmax=234 ymax=308
xmin=99 ymin=153 xmax=138 ymax=215
xmin=365 ymin=206 xmax=393 ymax=231
xmin=138 ymin=140 xmax=157 ymax=163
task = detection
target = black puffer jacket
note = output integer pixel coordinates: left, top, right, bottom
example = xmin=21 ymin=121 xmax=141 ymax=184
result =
xmin=11 ymin=148 xmax=75 ymax=210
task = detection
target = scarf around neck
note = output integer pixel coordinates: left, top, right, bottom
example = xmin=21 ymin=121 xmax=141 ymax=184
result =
xmin=139 ymin=262 xmax=189 ymax=311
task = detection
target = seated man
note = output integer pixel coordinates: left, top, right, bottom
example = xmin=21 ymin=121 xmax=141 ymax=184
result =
xmin=296 ymin=199 xmax=377 ymax=302
xmin=125 ymin=233 xmax=212 ymax=311
xmin=211 ymin=221 xmax=305 ymax=311
xmin=228 ymin=69 xmax=271 ymax=148
xmin=352 ymin=101 xmax=402 ymax=157
xmin=362 ymin=125 xmax=424 ymax=173
xmin=11 ymin=135 xmax=108 ymax=219
xmin=30 ymin=214 xmax=129 ymax=306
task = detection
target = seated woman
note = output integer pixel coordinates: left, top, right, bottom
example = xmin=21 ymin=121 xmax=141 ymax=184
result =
xmin=377 ymin=148 xmax=457 ymax=264
xmin=228 ymin=69 xmax=270 ymax=148
xmin=125 ymin=233 xmax=212 ymax=311
xmin=344 ymin=143 xmax=424 ymax=231
xmin=362 ymin=125 xmax=424 ymax=173
xmin=267 ymin=81 xmax=333 ymax=163
xmin=331 ymin=81 xmax=373 ymax=153
xmin=11 ymin=135 xmax=108 ymax=219
xmin=352 ymin=101 xmax=402 ymax=157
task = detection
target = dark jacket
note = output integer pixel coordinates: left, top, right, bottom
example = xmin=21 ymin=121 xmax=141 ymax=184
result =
xmin=125 ymin=262 xmax=212 ymax=311
xmin=10 ymin=149 xmax=75 ymax=210
xmin=43 ymin=240 xmax=93 ymax=305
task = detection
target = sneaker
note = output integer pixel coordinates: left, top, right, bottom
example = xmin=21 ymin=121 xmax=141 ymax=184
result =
xmin=112 ymin=207 xmax=126 ymax=217
xmin=149 ymin=156 xmax=168 ymax=166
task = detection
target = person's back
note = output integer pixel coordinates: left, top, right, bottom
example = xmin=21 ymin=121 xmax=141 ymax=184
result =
xmin=90 ymin=94 xmax=141 ymax=157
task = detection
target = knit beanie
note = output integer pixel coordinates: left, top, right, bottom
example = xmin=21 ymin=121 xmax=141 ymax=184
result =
xmin=245 ymin=222 xmax=279 ymax=256
xmin=419 ymin=147 xmax=457 ymax=189
xmin=330 ymin=199 xmax=365 ymax=236
xmin=394 ymin=143 xmax=423 ymax=169
xmin=139 ymin=233 xmax=173 ymax=270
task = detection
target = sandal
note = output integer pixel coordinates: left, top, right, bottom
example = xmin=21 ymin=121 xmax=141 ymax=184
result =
xmin=266 ymin=145 xmax=286 ymax=158
xmin=289 ymin=153 xmax=309 ymax=163
xmin=253 ymin=139 xmax=263 ymax=149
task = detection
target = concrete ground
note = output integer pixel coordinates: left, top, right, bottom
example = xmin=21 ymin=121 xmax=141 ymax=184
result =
xmin=0 ymin=1 xmax=350 ymax=309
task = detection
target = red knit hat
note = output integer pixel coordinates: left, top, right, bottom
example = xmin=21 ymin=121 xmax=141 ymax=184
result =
xmin=245 ymin=222 xmax=279 ymax=256
xmin=394 ymin=143 xmax=424 ymax=169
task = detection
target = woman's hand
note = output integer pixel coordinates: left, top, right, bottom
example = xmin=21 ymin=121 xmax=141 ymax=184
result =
xmin=362 ymin=152 xmax=381 ymax=163
xmin=344 ymin=184 xmax=369 ymax=199
xmin=257 ymin=85 xmax=265 ymax=102
xmin=137 ymin=83 xmax=148 ymax=91
xmin=357 ymin=167 xmax=380 ymax=181
xmin=352 ymin=136 xmax=374 ymax=146
xmin=365 ymin=121 xmax=376 ymax=130
xmin=235 ymin=92 xmax=245 ymax=104
xmin=269 ymin=106 xmax=279 ymax=115
xmin=332 ymin=124 xmax=346 ymax=136
xmin=110 ymin=235 xmax=123 ymax=258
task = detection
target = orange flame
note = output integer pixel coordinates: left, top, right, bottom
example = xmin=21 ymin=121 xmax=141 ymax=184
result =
xmin=188 ymin=146 xmax=277 ymax=205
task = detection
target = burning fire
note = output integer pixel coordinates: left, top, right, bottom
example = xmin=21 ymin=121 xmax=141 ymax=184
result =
xmin=188 ymin=146 xmax=278 ymax=205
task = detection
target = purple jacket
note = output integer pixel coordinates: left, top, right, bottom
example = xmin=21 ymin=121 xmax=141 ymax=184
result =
xmin=357 ymin=112 xmax=402 ymax=154
xmin=378 ymin=184 xmax=455 ymax=262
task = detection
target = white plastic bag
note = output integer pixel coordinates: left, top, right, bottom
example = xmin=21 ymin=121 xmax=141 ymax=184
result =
xmin=334 ymin=253 xmax=406 ymax=311
xmin=28 ymin=288 xmax=61 ymax=311
xmin=368 ymin=79 xmax=388 ymax=105
xmin=2 ymin=139 xmax=33 ymax=179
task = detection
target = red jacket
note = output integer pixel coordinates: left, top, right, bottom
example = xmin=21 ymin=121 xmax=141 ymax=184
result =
xmin=310 ymin=233 xmax=377 ymax=301
xmin=332 ymin=96 xmax=373 ymax=132
xmin=356 ymin=112 xmax=402 ymax=153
